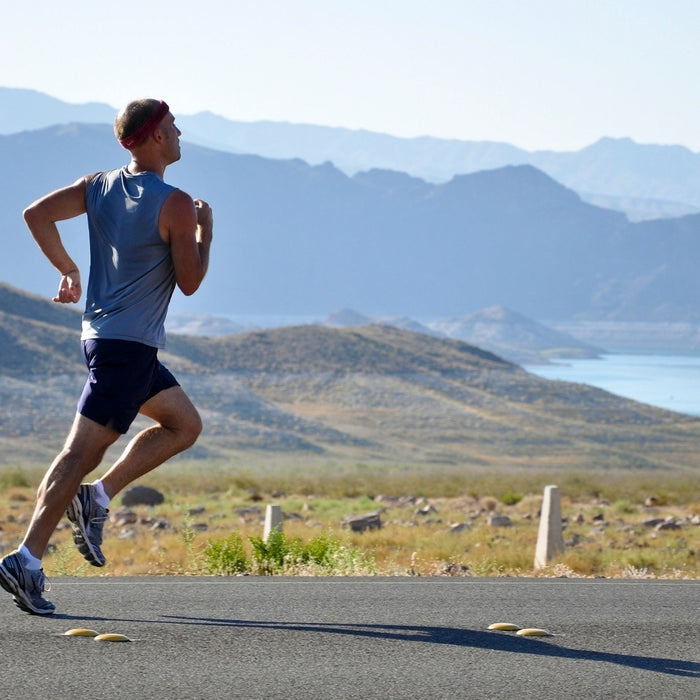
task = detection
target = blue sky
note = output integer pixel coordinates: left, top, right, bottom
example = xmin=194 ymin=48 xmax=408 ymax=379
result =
xmin=3 ymin=0 xmax=699 ymax=151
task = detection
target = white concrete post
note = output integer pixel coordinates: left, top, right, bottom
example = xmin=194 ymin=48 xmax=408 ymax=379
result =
xmin=264 ymin=504 xmax=283 ymax=541
xmin=534 ymin=485 xmax=564 ymax=569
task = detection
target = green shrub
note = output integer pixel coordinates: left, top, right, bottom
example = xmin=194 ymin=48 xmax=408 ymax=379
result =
xmin=468 ymin=556 xmax=505 ymax=576
xmin=0 ymin=467 xmax=30 ymax=489
xmin=205 ymin=528 xmax=375 ymax=576
xmin=618 ymin=551 xmax=662 ymax=572
xmin=204 ymin=532 xmax=249 ymax=575
xmin=613 ymin=499 xmax=636 ymax=514
xmin=249 ymin=529 xmax=289 ymax=575
xmin=302 ymin=531 xmax=338 ymax=567
xmin=500 ymin=492 xmax=524 ymax=506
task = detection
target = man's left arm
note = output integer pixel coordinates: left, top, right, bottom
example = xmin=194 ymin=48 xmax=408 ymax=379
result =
xmin=160 ymin=190 xmax=213 ymax=297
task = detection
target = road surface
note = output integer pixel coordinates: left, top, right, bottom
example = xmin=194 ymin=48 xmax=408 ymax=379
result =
xmin=1 ymin=577 xmax=698 ymax=698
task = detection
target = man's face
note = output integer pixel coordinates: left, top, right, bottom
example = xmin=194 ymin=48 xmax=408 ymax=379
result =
xmin=158 ymin=112 xmax=182 ymax=163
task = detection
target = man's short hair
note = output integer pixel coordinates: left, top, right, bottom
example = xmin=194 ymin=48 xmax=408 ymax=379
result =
xmin=114 ymin=99 xmax=168 ymax=149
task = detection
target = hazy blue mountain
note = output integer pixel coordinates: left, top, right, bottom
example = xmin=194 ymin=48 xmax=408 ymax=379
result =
xmin=428 ymin=305 xmax=602 ymax=364
xmin=176 ymin=112 xmax=532 ymax=181
xmin=165 ymin=312 xmax=255 ymax=336
xmin=3 ymin=87 xmax=700 ymax=219
xmin=176 ymin=116 xmax=700 ymax=215
xmin=0 ymin=87 xmax=115 ymax=133
xmin=528 ymin=137 xmax=700 ymax=213
xmin=2 ymin=124 xmax=700 ymax=324
xmin=174 ymin=121 xmax=700 ymax=216
xmin=325 ymin=308 xmax=441 ymax=340
xmin=325 ymin=308 xmax=373 ymax=328
xmin=580 ymin=192 xmax=700 ymax=222
xmin=321 ymin=305 xmax=597 ymax=364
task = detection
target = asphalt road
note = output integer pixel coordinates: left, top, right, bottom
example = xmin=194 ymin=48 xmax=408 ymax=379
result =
xmin=1 ymin=577 xmax=698 ymax=699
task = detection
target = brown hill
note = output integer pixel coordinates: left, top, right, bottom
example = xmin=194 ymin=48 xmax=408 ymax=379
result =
xmin=0 ymin=309 xmax=83 ymax=376
xmin=0 ymin=283 xmax=84 ymax=377
xmin=0 ymin=283 xmax=82 ymax=332
xmin=1 ymin=285 xmax=699 ymax=470
xmin=173 ymin=324 xmax=698 ymax=469
xmin=166 ymin=324 xmax=509 ymax=374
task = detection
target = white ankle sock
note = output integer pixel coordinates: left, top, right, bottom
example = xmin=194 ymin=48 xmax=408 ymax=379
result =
xmin=18 ymin=544 xmax=42 ymax=570
xmin=91 ymin=480 xmax=111 ymax=508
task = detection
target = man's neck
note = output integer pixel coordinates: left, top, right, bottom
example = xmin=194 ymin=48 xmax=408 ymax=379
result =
xmin=127 ymin=157 xmax=166 ymax=178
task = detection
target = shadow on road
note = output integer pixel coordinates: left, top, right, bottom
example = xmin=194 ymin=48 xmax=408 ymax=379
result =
xmin=57 ymin=611 xmax=699 ymax=679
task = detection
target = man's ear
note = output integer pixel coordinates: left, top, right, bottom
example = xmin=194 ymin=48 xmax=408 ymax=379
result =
xmin=151 ymin=126 xmax=165 ymax=144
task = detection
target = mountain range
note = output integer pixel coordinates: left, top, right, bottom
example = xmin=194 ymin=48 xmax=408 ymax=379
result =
xmin=3 ymin=87 xmax=700 ymax=220
xmin=166 ymin=304 xmax=601 ymax=365
xmin=1 ymin=284 xmax=698 ymax=471
xmin=3 ymin=91 xmax=699 ymax=473
xmin=2 ymin=121 xmax=700 ymax=328
xmin=317 ymin=305 xmax=601 ymax=365
xmin=3 ymin=86 xmax=700 ymax=344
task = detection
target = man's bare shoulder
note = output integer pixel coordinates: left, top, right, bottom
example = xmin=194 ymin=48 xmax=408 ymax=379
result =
xmin=159 ymin=188 xmax=197 ymax=242
xmin=164 ymin=187 xmax=196 ymax=212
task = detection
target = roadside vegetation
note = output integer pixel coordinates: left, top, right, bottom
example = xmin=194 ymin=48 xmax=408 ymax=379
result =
xmin=1 ymin=462 xmax=698 ymax=580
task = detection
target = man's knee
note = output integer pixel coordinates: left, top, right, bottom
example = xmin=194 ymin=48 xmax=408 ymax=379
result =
xmin=63 ymin=414 xmax=121 ymax=465
xmin=179 ymin=409 xmax=202 ymax=448
xmin=141 ymin=386 xmax=202 ymax=449
xmin=168 ymin=402 xmax=202 ymax=451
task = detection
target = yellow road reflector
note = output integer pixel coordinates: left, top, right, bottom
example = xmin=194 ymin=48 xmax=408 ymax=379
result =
xmin=487 ymin=623 xmax=521 ymax=631
xmin=94 ymin=633 xmax=131 ymax=643
xmin=516 ymin=628 xmax=552 ymax=637
xmin=64 ymin=628 xmax=99 ymax=637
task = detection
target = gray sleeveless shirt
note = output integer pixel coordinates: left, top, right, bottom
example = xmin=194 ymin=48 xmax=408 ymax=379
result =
xmin=81 ymin=167 xmax=177 ymax=348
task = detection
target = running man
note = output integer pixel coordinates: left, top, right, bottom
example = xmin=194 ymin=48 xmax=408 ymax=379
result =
xmin=0 ymin=98 xmax=213 ymax=614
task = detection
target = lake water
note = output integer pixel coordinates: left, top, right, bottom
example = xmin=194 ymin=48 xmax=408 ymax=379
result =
xmin=525 ymin=354 xmax=700 ymax=417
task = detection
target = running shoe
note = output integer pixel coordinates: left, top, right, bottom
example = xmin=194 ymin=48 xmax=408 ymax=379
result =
xmin=66 ymin=484 xmax=108 ymax=567
xmin=0 ymin=551 xmax=55 ymax=615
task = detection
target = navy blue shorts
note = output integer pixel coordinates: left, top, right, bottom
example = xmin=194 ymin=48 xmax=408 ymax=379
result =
xmin=77 ymin=339 xmax=180 ymax=434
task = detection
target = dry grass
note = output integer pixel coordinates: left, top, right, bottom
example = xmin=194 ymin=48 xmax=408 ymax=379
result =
xmin=1 ymin=462 xmax=698 ymax=580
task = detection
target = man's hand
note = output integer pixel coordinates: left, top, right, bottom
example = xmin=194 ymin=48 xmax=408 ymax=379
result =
xmin=194 ymin=199 xmax=213 ymax=243
xmin=54 ymin=269 xmax=81 ymax=304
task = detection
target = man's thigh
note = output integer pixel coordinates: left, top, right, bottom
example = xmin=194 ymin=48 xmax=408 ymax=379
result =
xmin=139 ymin=385 xmax=201 ymax=432
xmin=63 ymin=412 xmax=121 ymax=464
xmin=79 ymin=339 xmax=175 ymax=434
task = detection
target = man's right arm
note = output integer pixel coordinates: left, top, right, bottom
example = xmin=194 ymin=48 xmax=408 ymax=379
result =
xmin=23 ymin=176 xmax=91 ymax=304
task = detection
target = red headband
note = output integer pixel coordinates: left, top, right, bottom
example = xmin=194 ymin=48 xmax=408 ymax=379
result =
xmin=118 ymin=101 xmax=170 ymax=150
